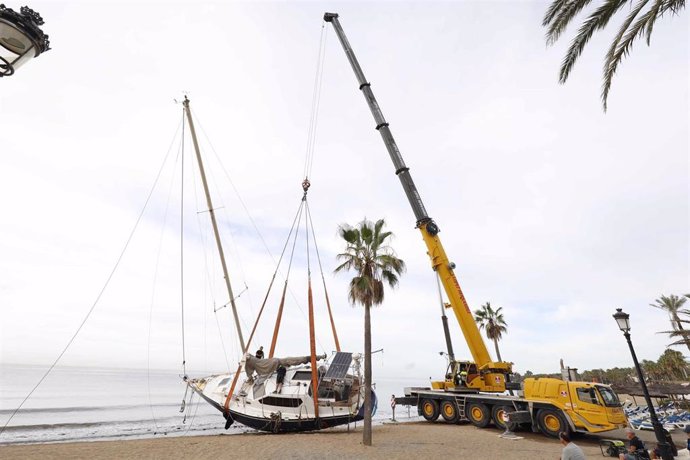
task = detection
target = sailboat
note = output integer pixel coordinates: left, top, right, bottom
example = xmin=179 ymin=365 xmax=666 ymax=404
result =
xmin=178 ymin=97 xmax=374 ymax=433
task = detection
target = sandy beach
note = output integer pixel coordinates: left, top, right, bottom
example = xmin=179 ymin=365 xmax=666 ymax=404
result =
xmin=2 ymin=421 xmax=673 ymax=460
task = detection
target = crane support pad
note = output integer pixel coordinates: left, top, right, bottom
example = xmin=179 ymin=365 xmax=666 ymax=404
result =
xmin=394 ymin=396 xmax=418 ymax=406
xmin=505 ymin=410 xmax=532 ymax=424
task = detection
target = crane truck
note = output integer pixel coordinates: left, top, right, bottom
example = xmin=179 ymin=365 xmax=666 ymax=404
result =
xmin=324 ymin=12 xmax=628 ymax=437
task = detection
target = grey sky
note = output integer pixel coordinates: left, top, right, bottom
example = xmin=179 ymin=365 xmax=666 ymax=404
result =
xmin=0 ymin=1 xmax=687 ymax=387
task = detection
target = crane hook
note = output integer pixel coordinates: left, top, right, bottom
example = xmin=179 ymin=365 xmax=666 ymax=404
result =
xmin=302 ymin=179 xmax=311 ymax=201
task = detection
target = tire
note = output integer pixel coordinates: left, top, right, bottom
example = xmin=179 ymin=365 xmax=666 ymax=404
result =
xmin=440 ymin=400 xmax=459 ymax=423
xmin=420 ymin=399 xmax=440 ymax=422
xmin=492 ymin=405 xmax=517 ymax=431
xmin=537 ymin=408 xmax=568 ymax=438
xmin=467 ymin=402 xmax=490 ymax=428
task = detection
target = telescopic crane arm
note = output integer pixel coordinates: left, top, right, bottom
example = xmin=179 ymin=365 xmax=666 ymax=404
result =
xmin=324 ymin=12 xmax=512 ymax=391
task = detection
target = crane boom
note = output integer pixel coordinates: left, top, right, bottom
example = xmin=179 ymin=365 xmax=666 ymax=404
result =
xmin=324 ymin=13 xmax=512 ymax=390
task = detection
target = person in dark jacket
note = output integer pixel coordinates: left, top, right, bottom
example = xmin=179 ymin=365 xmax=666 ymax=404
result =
xmin=619 ymin=428 xmax=650 ymax=460
xmin=255 ymin=346 xmax=264 ymax=359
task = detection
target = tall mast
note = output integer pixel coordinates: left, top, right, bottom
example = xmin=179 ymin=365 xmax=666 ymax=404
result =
xmin=182 ymin=96 xmax=246 ymax=352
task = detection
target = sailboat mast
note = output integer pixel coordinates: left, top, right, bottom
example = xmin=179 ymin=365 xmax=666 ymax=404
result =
xmin=182 ymin=96 xmax=246 ymax=352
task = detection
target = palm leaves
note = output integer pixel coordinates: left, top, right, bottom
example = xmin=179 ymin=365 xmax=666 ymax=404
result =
xmin=543 ymin=0 xmax=686 ymax=110
xmin=474 ymin=302 xmax=508 ymax=362
xmin=651 ymin=294 xmax=690 ymax=351
xmin=334 ymin=218 xmax=404 ymax=446
xmin=335 ymin=218 xmax=405 ymax=308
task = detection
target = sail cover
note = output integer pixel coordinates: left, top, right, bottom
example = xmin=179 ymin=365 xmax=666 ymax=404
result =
xmin=244 ymin=354 xmax=326 ymax=378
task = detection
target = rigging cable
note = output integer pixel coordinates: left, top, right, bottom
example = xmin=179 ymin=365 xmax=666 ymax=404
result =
xmin=147 ymin=115 xmax=185 ymax=433
xmin=193 ymin=112 xmax=312 ymax=336
xmin=185 ymin=131 xmax=235 ymax=370
xmin=305 ymin=199 xmax=341 ymax=352
xmin=180 ymin=109 xmax=188 ymax=378
xmin=0 ymin=119 xmax=182 ymax=437
xmin=268 ymin=199 xmax=306 ymax=357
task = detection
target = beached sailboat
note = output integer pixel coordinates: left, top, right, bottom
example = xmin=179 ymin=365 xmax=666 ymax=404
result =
xmin=178 ymin=97 xmax=373 ymax=433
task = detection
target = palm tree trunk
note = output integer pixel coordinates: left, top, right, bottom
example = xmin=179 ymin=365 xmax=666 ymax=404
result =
xmin=493 ymin=338 xmax=502 ymax=362
xmin=363 ymin=301 xmax=372 ymax=446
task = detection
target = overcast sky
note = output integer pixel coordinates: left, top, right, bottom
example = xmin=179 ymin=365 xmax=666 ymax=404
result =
xmin=0 ymin=1 xmax=687 ymax=388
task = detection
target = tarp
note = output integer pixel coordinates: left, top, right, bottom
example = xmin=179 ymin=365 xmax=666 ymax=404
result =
xmin=244 ymin=353 xmax=327 ymax=379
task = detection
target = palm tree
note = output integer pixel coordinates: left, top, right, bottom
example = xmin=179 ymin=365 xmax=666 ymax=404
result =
xmin=474 ymin=302 xmax=508 ymax=362
xmin=657 ymin=349 xmax=688 ymax=380
xmin=651 ymin=294 xmax=690 ymax=352
xmin=334 ymin=218 xmax=405 ymax=446
xmin=543 ymin=0 xmax=685 ymax=110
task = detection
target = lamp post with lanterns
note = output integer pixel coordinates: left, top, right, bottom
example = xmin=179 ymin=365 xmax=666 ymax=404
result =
xmin=613 ymin=308 xmax=674 ymax=460
xmin=0 ymin=4 xmax=50 ymax=77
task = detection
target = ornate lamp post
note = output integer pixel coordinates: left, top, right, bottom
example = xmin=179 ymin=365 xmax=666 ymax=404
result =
xmin=613 ymin=308 xmax=674 ymax=460
xmin=0 ymin=4 xmax=50 ymax=77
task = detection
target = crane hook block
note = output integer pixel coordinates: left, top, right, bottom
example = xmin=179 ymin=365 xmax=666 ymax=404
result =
xmin=302 ymin=179 xmax=311 ymax=193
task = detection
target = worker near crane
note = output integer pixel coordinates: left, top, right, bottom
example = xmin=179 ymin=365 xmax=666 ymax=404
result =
xmin=619 ymin=428 xmax=650 ymax=460
xmin=558 ymin=432 xmax=585 ymax=460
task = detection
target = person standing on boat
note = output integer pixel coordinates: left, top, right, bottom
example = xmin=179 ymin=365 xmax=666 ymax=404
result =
xmin=255 ymin=346 xmax=264 ymax=359
xmin=275 ymin=365 xmax=286 ymax=393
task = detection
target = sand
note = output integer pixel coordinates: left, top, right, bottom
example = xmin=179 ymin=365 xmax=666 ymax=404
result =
xmin=0 ymin=421 xmax=640 ymax=460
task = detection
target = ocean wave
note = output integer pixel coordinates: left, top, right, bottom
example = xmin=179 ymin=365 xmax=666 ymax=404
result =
xmin=0 ymin=403 xmax=182 ymax=415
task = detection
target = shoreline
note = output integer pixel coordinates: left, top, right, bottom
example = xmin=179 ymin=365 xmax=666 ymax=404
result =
xmin=0 ymin=421 xmax=625 ymax=459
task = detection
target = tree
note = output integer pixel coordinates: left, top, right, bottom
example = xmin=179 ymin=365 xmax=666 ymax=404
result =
xmin=474 ymin=302 xmax=508 ymax=362
xmin=543 ymin=0 xmax=686 ymax=110
xmin=334 ymin=218 xmax=405 ymax=446
xmin=651 ymin=294 xmax=690 ymax=351
xmin=657 ymin=349 xmax=688 ymax=380
xmin=641 ymin=359 xmax=663 ymax=382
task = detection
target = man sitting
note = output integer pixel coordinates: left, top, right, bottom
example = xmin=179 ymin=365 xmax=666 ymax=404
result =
xmin=619 ymin=428 xmax=650 ymax=460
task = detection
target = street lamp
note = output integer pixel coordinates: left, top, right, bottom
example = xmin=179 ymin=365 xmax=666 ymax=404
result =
xmin=613 ymin=308 xmax=674 ymax=460
xmin=0 ymin=4 xmax=50 ymax=77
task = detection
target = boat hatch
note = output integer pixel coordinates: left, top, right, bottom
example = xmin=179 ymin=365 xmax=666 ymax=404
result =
xmin=292 ymin=371 xmax=312 ymax=381
xmin=260 ymin=396 xmax=303 ymax=408
xmin=218 ymin=377 xmax=231 ymax=386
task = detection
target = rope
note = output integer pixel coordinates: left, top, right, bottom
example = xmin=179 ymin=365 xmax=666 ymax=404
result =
xmin=147 ymin=115 xmax=185 ymax=431
xmin=191 ymin=109 xmax=314 ymax=341
xmin=0 ymin=119 xmax=181 ymax=437
xmin=303 ymin=23 xmax=328 ymax=180
xmin=269 ymin=200 xmax=306 ymax=357
xmin=180 ymin=110 xmax=187 ymax=377
xmin=305 ymin=200 xmax=340 ymax=352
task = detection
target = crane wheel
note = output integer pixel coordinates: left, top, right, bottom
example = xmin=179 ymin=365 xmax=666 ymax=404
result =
xmin=537 ymin=409 xmax=568 ymax=438
xmin=492 ymin=405 xmax=517 ymax=431
xmin=467 ymin=402 xmax=490 ymax=428
xmin=440 ymin=400 xmax=459 ymax=423
xmin=420 ymin=399 xmax=440 ymax=422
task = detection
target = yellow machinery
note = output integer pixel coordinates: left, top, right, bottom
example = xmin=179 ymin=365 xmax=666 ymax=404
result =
xmin=324 ymin=12 xmax=628 ymax=436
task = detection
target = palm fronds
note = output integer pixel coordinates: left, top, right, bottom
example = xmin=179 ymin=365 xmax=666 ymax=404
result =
xmin=543 ymin=0 xmax=685 ymax=110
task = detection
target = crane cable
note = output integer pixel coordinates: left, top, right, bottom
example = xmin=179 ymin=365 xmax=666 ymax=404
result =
xmin=302 ymin=22 xmax=328 ymax=181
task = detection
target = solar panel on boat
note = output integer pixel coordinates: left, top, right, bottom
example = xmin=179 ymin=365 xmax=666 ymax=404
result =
xmin=323 ymin=352 xmax=352 ymax=381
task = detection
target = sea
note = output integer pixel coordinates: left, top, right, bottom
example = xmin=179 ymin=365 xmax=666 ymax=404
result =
xmin=0 ymin=364 xmax=417 ymax=445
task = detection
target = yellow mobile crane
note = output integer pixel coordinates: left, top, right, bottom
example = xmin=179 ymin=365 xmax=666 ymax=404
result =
xmin=324 ymin=12 xmax=627 ymax=437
